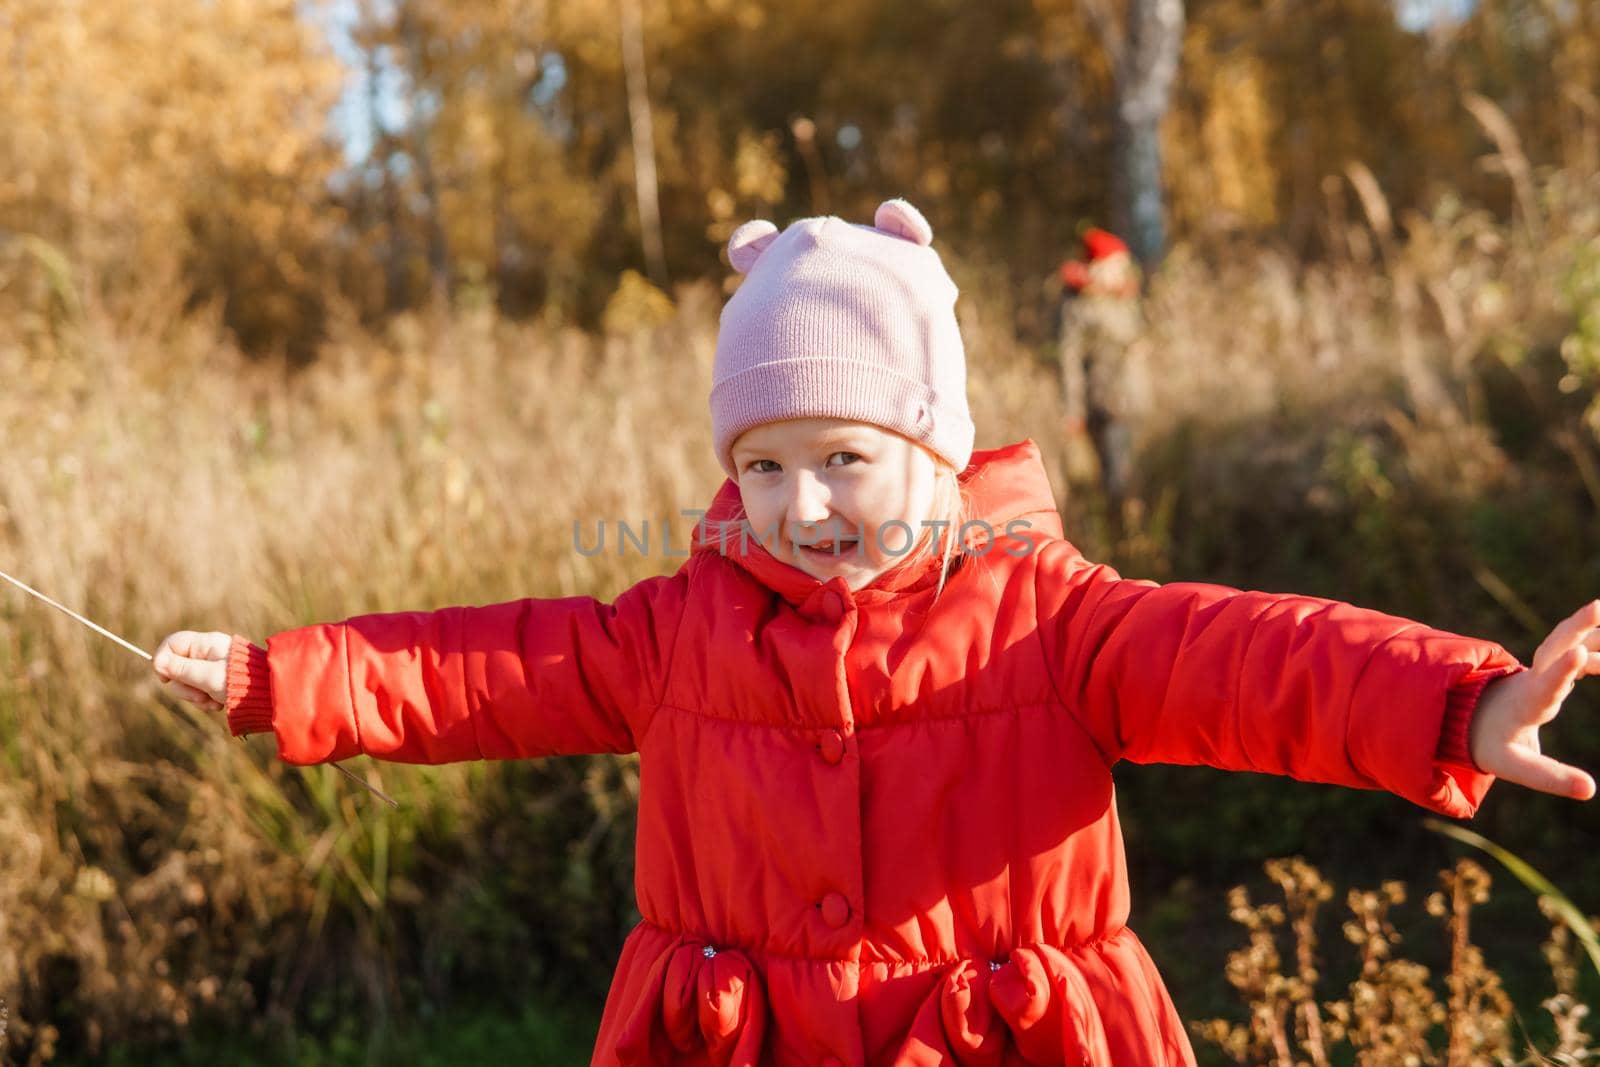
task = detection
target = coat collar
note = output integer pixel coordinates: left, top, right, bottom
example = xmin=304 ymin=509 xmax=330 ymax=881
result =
xmin=690 ymin=438 xmax=1064 ymax=608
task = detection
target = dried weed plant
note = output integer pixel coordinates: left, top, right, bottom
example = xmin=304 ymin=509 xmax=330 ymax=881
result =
xmin=1196 ymin=857 xmax=1596 ymax=1066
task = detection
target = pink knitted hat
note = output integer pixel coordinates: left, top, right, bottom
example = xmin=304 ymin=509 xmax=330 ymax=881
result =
xmin=710 ymin=198 xmax=975 ymax=479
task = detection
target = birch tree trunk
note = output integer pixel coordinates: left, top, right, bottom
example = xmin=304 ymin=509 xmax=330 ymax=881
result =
xmin=1089 ymin=0 xmax=1184 ymax=270
xmin=618 ymin=0 xmax=668 ymax=288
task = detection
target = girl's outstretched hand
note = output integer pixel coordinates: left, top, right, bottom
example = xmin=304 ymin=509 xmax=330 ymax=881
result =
xmin=1470 ymin=601 xmax=1599 ymax=800
xmin=152 ymin=630 xmax=232 ymax=714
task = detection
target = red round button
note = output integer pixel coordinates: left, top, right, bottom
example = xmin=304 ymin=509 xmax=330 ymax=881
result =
xmin=819 ymin=891 xmax=851 ymax=928
xmin=818 ymin=729 xmax=846 ymax=764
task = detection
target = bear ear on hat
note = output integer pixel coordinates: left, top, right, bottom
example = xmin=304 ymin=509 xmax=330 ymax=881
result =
xmin=728 ymin=220 xmax=780 ymax=273
xmin=873 ymin=198 xmax=933 ymax=246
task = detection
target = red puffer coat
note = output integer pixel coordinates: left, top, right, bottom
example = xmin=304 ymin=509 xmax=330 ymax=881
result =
xmin=225 ymin=438 xmax=1518 ymax=1066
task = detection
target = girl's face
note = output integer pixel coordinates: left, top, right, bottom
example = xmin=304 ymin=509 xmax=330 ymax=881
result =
xmin=730 ymin=417 xmax=940 ymax=590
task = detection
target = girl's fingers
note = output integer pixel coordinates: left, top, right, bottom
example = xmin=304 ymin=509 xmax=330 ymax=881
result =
xmin=161 ymin=655 xmax=225 ymax=694
xmin=166 ymin=678 xmax=222 ymax=711
xmin=1532 ymin=600 xmax=1600 ymax=672
xmin=1580 ymin=628 xmax=1600 ymax=673
xmin=153 ymin=632 xmax=231 ymax=682
xmin=1493 ymin=744 xmax=1597 ymax=801
xmin=153 ymin=632 xmax=192 ymax=679
xmin=156 ymin=630 xmax=232 ymax=665
xmin=193 ymin=660 xmax=226 ymax=702
xmin=152 ymin=631 xmax=229 ymax=704
xmin=152 ymin=634 xmax=178 ymax=679
xmin=1522 ymin=646 xmax=1586 ymax=719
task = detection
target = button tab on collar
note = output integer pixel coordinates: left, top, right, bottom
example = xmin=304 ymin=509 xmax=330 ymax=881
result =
xmin=801 ymin=580 xmax=854 ymax=624
xmin=821 ymin=590 xmax=845 ymax=622
xmin=796 ymin=585 xmax=857 ymax=627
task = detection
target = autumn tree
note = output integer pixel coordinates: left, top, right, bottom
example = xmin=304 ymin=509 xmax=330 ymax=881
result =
xmin=0 ymin=0 xmax=345 ymax=357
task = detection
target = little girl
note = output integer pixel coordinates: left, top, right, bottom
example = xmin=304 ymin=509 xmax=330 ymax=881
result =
xmin=154 ymin=199 xmax=1595 ymax=1066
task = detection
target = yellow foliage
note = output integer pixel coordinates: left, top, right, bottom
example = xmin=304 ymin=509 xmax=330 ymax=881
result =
xmin=1166 ymin=26 xmax=1279 ymax=234
xmin=733 ymin=129 xmax=788 ymax=206
xmin=0 ymin=0 xmax=344 ymax=352
xmin=600 ymin=269 xmax=676 ymax=334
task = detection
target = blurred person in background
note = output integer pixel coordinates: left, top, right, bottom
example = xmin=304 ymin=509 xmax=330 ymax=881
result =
xmin=1058 ymin=227 xmax=1149 ymax=516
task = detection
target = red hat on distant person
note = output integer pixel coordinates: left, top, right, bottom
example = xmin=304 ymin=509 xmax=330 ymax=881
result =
xmin=1060 ymin=228 xmax=1134 ymax=292
xmin=1082 ymin=228 xmax=1128 ymax=262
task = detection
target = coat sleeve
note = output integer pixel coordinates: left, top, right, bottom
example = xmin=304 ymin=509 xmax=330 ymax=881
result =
xmin=1030 ymin=539 xmax=1523 ymax=818
xmin=253 ymin=571 xmax=689 ymax=766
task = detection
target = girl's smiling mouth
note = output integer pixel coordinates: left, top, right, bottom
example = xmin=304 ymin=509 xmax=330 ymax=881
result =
xmin=799 ymin=538 xmax=862 ymax=559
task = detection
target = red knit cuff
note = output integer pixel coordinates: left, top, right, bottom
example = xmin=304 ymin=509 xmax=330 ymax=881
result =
xmin=1437 ymin=664 xmax=1523 ymax=771
xmin=225 ymin=635 xmax=273 ymax=737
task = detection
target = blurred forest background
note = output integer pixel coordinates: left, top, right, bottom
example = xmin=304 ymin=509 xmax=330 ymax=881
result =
xmin=2 ymin=0 xmax=1600 ymax=1063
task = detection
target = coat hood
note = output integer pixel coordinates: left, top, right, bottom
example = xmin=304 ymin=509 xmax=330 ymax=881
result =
xmin=689 ymin=438 xmax=1064 ymax=606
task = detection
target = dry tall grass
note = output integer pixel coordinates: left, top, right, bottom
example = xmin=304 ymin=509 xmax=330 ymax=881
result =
xmin=2 ymin=147 xmax=1599 ymax=1061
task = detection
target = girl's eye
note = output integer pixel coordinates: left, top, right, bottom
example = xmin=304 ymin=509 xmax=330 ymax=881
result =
xmin=749 ymin=459 xmax=780 ymax=474
xmin=829 ymin=452 xmax=862 ymax=466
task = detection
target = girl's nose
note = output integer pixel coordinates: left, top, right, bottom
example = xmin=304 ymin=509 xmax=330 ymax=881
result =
xmin=785 ymin=469 xmax=832 ymax=526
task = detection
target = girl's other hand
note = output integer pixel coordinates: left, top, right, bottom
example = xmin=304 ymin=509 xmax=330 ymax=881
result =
xmin=152 ymin=630 xmax=232 ymax=713
xmin=1470 ymin=601 xmax=1600 ymax=800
